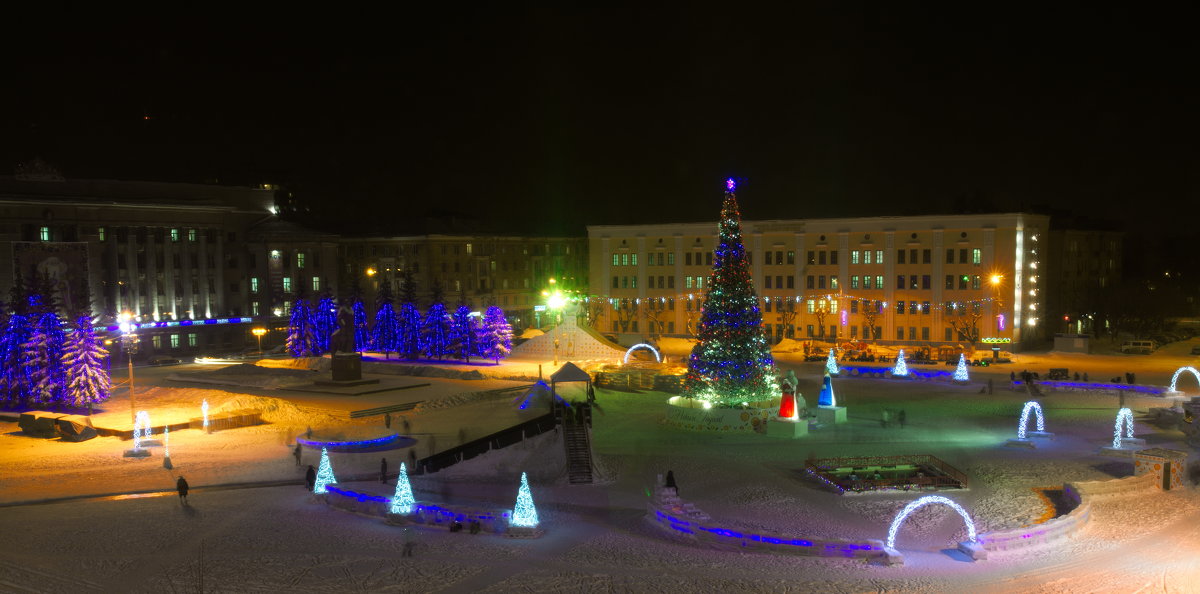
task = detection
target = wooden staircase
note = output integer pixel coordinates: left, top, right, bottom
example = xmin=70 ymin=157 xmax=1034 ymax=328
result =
xmin=562 ymin=407 xmax=594 ymax=485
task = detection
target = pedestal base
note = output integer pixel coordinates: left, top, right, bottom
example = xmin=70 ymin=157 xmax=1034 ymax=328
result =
xmin=122 ymin=448 xmax=151 ymax=458
xmin=505 ymin=525 xmax=544 ymax=539
xmin=958 ymin=541 xmax=987 ymax=561
xmin=1101 ymin=444 xmax=1146 ymax=457
xmin=331 ymin=353 xmax=364 ymax=381
xmin=138 ymin=439 xmax=162 ymax=448
xmin=767 ymin=418 xmax=809 ymax=438
xmin=814 ymin=406 xmax=847 ymax=425
xmin=1027 ymin=431 xmax=1055 ymax=439
xmin=1005 ymin=438 xmax=1036 ymax=448
xmin=1120 ymin=437 xmax=1146 ymax=446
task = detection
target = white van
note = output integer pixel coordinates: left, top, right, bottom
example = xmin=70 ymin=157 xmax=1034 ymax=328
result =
xmin=1120 ymin=340 xmax=1155 ymax=354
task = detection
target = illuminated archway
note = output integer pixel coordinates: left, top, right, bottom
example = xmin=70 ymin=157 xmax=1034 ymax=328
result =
xmin=624 ymin=343 xmax=661 ymax=364
xmin=1017 ymin=401 xmax=1045 ymax=440
xmin=1113 ymin=407 xmax=1135 ymax=448
xmin=1169 ymin=366 xmax=1200 ymax=393
xmin=887 ymin=495 xmax=977 ymax=549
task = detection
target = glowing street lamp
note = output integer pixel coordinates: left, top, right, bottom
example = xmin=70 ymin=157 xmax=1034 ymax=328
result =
xmin=252 ymin=327 xmax=268 ymax=356
xmin=118 ymin=312 xmax=140 ymax=422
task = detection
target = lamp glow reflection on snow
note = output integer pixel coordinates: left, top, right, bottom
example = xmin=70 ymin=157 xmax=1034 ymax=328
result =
xmin=202 ymin=399 xmax=209 ymax=431
xmin=886 ymin=495 xmax=977 ymax=549
xmin=1017 ymin=401 xmax=1045 ymax=440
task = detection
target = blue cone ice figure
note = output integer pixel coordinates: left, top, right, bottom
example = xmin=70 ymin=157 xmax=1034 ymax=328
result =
xmin=818 ymin=372 xmax=836 ymax=407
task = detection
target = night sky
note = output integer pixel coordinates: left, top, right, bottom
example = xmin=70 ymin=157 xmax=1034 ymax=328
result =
xmin=4 ymin=8 xmax=1198 ymax=244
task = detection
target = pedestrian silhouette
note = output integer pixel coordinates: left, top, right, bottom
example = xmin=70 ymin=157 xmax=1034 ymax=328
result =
xmin=176 ymin=476 xmax=189 ymax=505
xmin=380 ymin=457 xmax=388 ymax=484
xmin=305 ymin=465 xmax=316 ymax=491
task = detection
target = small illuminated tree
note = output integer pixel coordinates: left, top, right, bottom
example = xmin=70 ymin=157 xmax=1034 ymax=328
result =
xmin=953 ymin=353 xmax=970 ymax=382
xmin=314 ymin=447 xmax=337 ymax=494
xmin=892 ymin=349 xmax=909 ymax=377
xmin=825 ymin=348 xmax=839 ymax=375
xmin=389 ymin=462 xmax=415 ymax=515
xmin=479 ymin=306 xmax=512 ymax=364
xmin=510 ymin=472 xmax=539 ymax=527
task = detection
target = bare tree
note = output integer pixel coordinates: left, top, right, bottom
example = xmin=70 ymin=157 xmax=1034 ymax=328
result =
xmin=644 ymin=300 xmax=665 ymax=343
xmin=778 ymin=298 xmax=798 ymax=339
xmin=584 ymin=298 xmax=606 ymax=329
xmin=684 ymin=295 xmax=705 ymax=338
xmin=949 ymin=303 xmax=983 ymax=347
xmin=616 ymin=299 xmax=638 ymax=332
xmin=862 ymin=300 xmax=881 ymax=341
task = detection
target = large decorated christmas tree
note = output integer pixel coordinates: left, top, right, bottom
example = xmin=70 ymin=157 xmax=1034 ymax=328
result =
xmin=681 ymin=179 xmax=779 ymax=407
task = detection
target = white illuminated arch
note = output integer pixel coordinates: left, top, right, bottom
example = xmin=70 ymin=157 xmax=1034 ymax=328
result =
xmin=624 ymin=343 xmax=661 ymax=364
xmin=1017 ymin=401 xmax=1045 ymax=440
xmin=1169 ymin=366 xmax=1200 ymax=393
xmin=887 ymin=495 xmax=977 ymax=549
xmin=1113 ymin=407 xmax=1135 ymax=449
xmin=133 ymin=410 xmax=152 ymax=450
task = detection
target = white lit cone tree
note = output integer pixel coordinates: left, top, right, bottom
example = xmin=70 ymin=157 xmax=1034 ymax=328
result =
xmin=314 ymin=447 xmax=337 ymax=494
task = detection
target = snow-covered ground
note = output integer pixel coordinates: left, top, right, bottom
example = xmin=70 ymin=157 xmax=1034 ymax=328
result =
xmin=1 ymin=341 xmax=1199 ymax=591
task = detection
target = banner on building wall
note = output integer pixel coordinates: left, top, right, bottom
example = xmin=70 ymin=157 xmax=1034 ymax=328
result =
xmin=12 ymin=241 xmax=91 ymax=313
xmin=267 ymin=248 xmax=284 ymax=307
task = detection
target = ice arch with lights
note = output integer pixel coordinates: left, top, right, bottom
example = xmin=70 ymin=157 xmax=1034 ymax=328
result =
xmin=1017 ymin=401 xmax=1045 ymax=440
xmin=1113 ymin=407 xmax=1135 ymax=449
xmin=624 ymin=343 xmax=661 ymax=364
xmin=886 ymin=495 xmax=977 ymax=549
xmin=1169 ymin=366 xmax=1200 ymax=393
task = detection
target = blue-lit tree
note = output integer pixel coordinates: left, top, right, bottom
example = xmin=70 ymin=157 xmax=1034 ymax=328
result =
xmin=450 ymin=305 xmax=476 ymax=363
xmin=422 ymin=302 xmax=452 ymax=360
xmin=23 ymin=302 xmax=67 ymax=406
xmin=313 ymin=447 xmax=337 ymax=494
xmin=389 ymin=462 xmax=415 ymax=515
xmin=397 ymin=302 xmax=422 ymax=361
xmin=681 ymin=180 xmax=779 ymax=406
xmin=510 ymin=472 xmax=539 ymax=528
xmin=370 ymin=281 xmax=399 ymax=357
xmin=312 ymin=294 xmax=337 ymax=355
xmin=352 ymin=299 xmax=369 ymax=352
xmin=63 ymin=314 xmax=110 ymax=409
xmin=286 ymin=297 xmax=317 ymax=357
xmin=0 ymin=311 xmax=32 ymax=407
xmin=479 ymin=306 xmax=512 ymax=364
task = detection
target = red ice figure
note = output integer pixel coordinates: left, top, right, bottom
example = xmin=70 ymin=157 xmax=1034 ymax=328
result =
xmin=779 ymin=391 xmax=796 ymax=419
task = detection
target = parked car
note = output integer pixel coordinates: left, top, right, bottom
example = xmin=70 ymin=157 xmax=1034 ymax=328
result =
xmin=1120 ymin=340 xmax=1155 ymax=354
xmin=148 ymin=356 xmax=182 ymax=366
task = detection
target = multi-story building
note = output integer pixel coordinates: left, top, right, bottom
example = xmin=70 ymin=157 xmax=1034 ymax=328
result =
xmin=0 ymin=175 xmax=277 ymax=358
xmin=1045 ymin=228 xmax=1123 ymax=335
xmin=338 ymin=234 xmax=587 ymax=331
xmin=589 ymin=213 xmax=1056 ymax=351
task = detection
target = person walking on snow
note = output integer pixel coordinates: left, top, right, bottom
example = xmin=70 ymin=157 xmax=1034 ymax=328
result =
xmin=305 ymin=465 xmax=316 ymax=492
xmin=384 ymin=412 xmax=392 ymax=429
xmin=176 ymin=476 xmax=189 ymax=505
xmin=293 ymin=443 xmax=302 ymax=466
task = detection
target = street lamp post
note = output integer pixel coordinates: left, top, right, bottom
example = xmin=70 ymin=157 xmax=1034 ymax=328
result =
xmin=118 ymin=312 xmax=139 ymax=423
xmin=252 ymin=327 xmax=267 ymax=357
xmin=989 ymin=274 xmax=1004 ymax=361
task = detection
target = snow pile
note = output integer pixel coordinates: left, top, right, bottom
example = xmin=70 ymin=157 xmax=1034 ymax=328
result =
xmin=771 ymin=338 xmax=807 ymax=353
xmin=215 ymin=395 xmax=342 ymax=426
xmin=431 ymin=429 xmax=567 ymax=484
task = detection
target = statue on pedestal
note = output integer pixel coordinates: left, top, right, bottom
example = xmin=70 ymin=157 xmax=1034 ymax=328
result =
xmin=330 ymin=304 xmax=357 ymax=354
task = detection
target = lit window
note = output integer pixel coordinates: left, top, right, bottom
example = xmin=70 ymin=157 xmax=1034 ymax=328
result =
xmin=612 ymin=254 xmax=619 ymax=266
xmin=851 ymin=250 xmax=860 ymax=264
xmin=250 ymin=278 xmax=259 ymax=293
xmin=252 ymin=302 xmax=260 ymax=316
xmin=667 ymin=253 xmax=675 ymax=265
xmin=171 ymin=229 xmax=180 ymax=242
xmin=875 ymin=250 xmax=884 ymax=264
xmin=98 ymin=227 xmax=106 ymax=242
xmin=465 ymin=243 xmax=472 ymax=255
xmin=864 ymin=250 xmax=873 ymax=265
xmin=972 ymin=248 xmax=982 ymax=266
xmin=187 ymin=229 xmax=196 ymax=242
xmin=297 ymin=253 xmax=306 ymax=269
xmin=170 ymin=334 xmax=180 ymax=348
xmin=39 ymin=226 xmax=50 ymax=241
xmin=631 ymin=254 xmax=638 ymax=266
xmin=187 ymin=333 xmax=197 ymax=347
xmin=312 ymin=276 xmax=321 ymax=291
xmin=621 ymin=253 xmax=628 ymax=266
xmin=875 ymin=275 xmax=883 ymax=288
xmin=283 ymin=277 xmax=292 ymax=292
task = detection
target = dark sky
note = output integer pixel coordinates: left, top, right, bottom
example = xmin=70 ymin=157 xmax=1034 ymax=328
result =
xmin=4 ymin=7 xmax=1198 ymax=239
